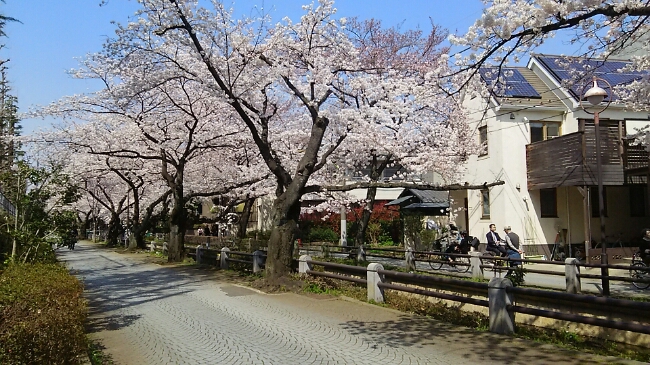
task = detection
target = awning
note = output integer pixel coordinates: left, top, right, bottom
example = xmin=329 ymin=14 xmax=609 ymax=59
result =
xmin=402 ymin=202 xmax=449 ymax=210
xmin=385 ymin=196 xmax=413 ymax=206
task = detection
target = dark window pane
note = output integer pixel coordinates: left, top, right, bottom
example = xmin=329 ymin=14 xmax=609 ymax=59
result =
xmin=630 ymin=185 xmax=647 ymax=217
xmin=540 ymin=188 xmax=557 ymax=217
xmin=590 ymin=186 xmax=608 ymax=217
xmin=530 ymin=123 xmax=544 ymax=143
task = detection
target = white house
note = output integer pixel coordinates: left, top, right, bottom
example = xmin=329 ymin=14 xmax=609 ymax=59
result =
xmin=452 ymin=54 xmax=650 ymax=259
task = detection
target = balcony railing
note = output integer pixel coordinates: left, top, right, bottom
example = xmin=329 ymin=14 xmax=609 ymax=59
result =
xmin=526 ymin=126 xmax=625 ymax=190
xmin=623 ymin=139 xmax=649 ymax=184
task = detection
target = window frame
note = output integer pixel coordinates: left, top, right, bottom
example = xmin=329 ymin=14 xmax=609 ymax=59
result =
xmin=530 ymin=121 xmax=561 ymax=143
xmin=481 ymin=189 xmax=490 ymax=219
xmin=540 ymin=188 xmax=558 ymax=218
xmin=478 ymin=125 xmax=488 ymax=156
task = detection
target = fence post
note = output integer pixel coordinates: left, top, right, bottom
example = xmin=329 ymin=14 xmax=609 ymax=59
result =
xmin=196 ymin=246 xmax=203 ymax=264
xmin=367 ymin=263 xmax=384 ymax=303
xmin=298 ymin=255 xmax=313 ymax=276
xmin=405 ymin=248 xmax=416 ymax=271
xmin=253 ymin=250 xmax=264 ymax=273
xmin=220 ymin=247 xmax=230 ymax=269
xmin=150 ymin=241 xmax=156 ymax=252
xmin=206 ymin=236 xmax=210 ymax=249
xmin=357 ymin=245 xmax=366 ymax=262
xmin=488 ymin=277 xmax=515 ymax=335
xmin=565 ymin=258 xmax=581 ymax=294
xmin=470 ymin=251 xmax=484 ymax=279
xmin=162 ymin=242 xmax=168 ymax=254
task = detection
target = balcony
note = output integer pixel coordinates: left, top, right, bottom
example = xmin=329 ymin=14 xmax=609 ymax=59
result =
xmin=623 ymin=139 xmax=649 ymax=184
xmin=526 ymin=123 xmax=625 ymax=190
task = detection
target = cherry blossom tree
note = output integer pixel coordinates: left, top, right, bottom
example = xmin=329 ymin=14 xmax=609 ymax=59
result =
xmin=107 ymin=0 xmax=480 ymax=278
xmin=36 ymin=65 xmax=268 ymax=259
xmin=32 ymin=0 xmax=494 ymax=279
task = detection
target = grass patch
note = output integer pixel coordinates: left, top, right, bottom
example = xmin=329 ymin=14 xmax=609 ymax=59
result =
xmin=87 ymin=339 xmax=114 ymax=365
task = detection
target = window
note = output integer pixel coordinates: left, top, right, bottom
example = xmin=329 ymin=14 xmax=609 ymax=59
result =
xmin=540 ymin=188 xmax=557 ymax=217
xmin=530 ymin=122 xmax=561 ymax=143
xmin=478 ymin=125 xmax=488 ymax=156
xmin=630 ymin=185 xmax=648 ymax=217
xmin=590 ymin=186 xmax=608 ymax=217
xmin=481 ymin=189 xmax=490 ymax=218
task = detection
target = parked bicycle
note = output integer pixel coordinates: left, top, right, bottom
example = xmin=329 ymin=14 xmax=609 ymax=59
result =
xmin=630 ymin=251 xmax=650 ymax=290
xmin=593 ymin=232 xmax=624 ymax=249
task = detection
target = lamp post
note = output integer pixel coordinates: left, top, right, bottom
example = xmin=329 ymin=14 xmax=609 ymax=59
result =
xmin=580 ymin=76 xmax=612 ymax=296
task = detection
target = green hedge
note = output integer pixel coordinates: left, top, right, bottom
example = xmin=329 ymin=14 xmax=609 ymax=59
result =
xmin=0 ymin=263 xmax=87 ymax=364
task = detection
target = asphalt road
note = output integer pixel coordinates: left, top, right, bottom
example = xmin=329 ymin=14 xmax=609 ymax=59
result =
xmin=58 ymin=242 xmax=642 ymax=365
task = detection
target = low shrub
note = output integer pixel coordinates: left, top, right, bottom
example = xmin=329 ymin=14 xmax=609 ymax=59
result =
xmin=0 ymin=263 xmax=87 ymax=364
xmin=307 ymin=227 xmax=338 ymax=243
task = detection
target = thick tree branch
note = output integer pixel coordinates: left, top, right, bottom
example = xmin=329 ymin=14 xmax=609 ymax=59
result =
xmin=303 ymin=180 xmax=505 ymax=194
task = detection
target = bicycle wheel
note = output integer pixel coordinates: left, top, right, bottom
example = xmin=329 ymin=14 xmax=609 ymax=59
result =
xmin=630 ymin=262 xmax=650 ymax=290
xmin=455 ymin=256 xmax=471 ymax=273
xmin=428 ymin=252 xmax=443 ymax=270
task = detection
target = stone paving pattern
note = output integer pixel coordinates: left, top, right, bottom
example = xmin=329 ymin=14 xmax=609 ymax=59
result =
xmin=58 ymin=242 xmax=642 ymax=365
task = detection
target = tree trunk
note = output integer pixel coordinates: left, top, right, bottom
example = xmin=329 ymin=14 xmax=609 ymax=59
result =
xmin=355 ymin=186 xmax=378 ymax=246
xmin=265 ymin=191 xmax=301 ymax=279
xmin=106 ymin=213 xmax=121 ymax=247
xmin=167 ymin=188 xmax=186 ymax=262
xmin=238 ymin=197 xmax=255 ymax=239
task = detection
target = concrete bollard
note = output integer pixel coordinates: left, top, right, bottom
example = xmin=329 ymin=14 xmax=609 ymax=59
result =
xmin=565 ymin=258 xmax=581 ymax=294
xmin=357 ymin=245 xmax=366 ymax=262
xmin=367 ymin=263 xmax=385 ymax=303
xmin=298 ymin=255 xmax=313 ymax=276
xmin=488 ymin=277 xmax=515 ymax=335
xmin=405 ymin=248 xmax=416 ymax=271
xmin=253 ymin=250 xmax=265 ymax=273
xmin=470 ymin=251 xmax=484 ymax=279
xmin=220 ymin=247 xmax=230 ymax=269
xmin=196 ymin=246 xmax=202 ymax=264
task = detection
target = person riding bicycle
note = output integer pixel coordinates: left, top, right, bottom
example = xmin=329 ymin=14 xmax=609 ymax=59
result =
xmin=639 ymin=228 xmax=650 ymax=265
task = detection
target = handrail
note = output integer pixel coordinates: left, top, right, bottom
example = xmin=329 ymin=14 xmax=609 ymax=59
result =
xmin=378 ymin=282 xmax=489 ymax=307
xmin=306 ymin=270 xmax=367 ymax=285
xmin=506 ymin=286 xmax=650 ymax=311
xmin=298 ymin=259 xmax=649 ymax=336
xmin=307 ymin=260 xmax=367 ymax=274
xmin=509 ymin=305 xmax=650 ymax=335
xmin=377 ymin=270 xmax=489 ymax=290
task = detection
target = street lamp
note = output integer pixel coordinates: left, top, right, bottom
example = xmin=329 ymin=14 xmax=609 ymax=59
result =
xmin=580 ymin=76 xmax=612 ymax=296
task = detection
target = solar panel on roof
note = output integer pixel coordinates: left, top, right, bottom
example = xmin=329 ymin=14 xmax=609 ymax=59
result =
xmin=537 ymin=56 xmax=648 ymax=101
xmin=479 ymin=68 xmax=541 ymax=98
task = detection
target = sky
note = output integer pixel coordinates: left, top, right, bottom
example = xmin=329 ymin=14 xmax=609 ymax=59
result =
xmin=1 ymin=0 xmax=575 ymax=134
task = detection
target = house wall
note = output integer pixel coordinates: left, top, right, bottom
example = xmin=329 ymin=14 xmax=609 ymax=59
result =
xmin=461 ymin=91 xmax=567 ymax=245
xmin=458 ymin=59 xmax=650 ymax=250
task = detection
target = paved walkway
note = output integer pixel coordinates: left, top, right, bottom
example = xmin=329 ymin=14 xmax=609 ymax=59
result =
xmin=58 ymin=242 xmax=641 ymax=365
